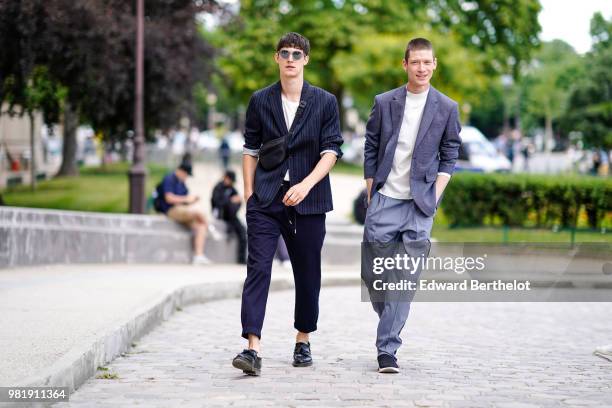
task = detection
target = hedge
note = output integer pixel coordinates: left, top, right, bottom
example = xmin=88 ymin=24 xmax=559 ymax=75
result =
xmin=441 ymin=173 xmax=612 ymax=229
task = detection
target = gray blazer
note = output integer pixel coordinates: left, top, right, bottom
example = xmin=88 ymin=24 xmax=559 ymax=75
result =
xmin=364 ymin=85 xmax=462 ymax=217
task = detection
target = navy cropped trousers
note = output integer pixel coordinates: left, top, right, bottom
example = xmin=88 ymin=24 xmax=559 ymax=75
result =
xmin=241 ymin=183 xmax=326 ymax=339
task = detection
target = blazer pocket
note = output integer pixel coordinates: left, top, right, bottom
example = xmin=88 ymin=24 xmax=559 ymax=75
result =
xmin=425 ymin=170 xmax=438 ymax=182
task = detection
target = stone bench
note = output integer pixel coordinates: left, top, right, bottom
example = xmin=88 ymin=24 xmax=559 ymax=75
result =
xmin=0 ymin=206 xmax=239 ymax=268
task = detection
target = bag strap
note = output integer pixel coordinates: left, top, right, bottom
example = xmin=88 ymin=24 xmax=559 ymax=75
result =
xmin=289 ymin=101 xmax=307 ymax=133
xmin=287 ymin=91 xmax=308 ymax=139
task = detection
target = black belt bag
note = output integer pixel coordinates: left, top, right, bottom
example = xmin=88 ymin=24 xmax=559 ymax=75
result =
xmin=259 ymin=136 xmax=288 ymax=170
xmin=259 ymin=99 xmax=307 ymax=171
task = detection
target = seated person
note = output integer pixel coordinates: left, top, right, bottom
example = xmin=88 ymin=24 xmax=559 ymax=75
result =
xmin=211 ymin=170 xmax=246 ymax=264
xmin=158 ymin=162 xmax=211 ymax=265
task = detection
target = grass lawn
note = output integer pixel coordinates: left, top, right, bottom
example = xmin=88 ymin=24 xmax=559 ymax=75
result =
xmin=332 ymin=160 xmax=363 ymax=176
xmin=431 ymin=225 xmax=611 ymax=243
xmin=1 ymin=163 xmax=170 ymax=213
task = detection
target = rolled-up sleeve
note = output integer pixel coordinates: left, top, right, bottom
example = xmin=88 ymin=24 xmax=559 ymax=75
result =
xmin=242 ymin=94 xmax=262 ymax=157
xmin=438 ymin=103 xmax=462 ymax=175
xmin=319 ymin=96 xmax=343 ymax=159
xmin=243 ymin=147 xmax=260 ymax=157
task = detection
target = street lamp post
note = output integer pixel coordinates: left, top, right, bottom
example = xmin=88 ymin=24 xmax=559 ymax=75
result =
xmin=129 ymin=0 xmax=146 ymax=214
xmin=206 ymin=93 xmax=217 ymax=131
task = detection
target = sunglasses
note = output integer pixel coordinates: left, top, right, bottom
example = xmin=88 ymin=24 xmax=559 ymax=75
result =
xmin=278 ymin=49 xmax=304 ymax=61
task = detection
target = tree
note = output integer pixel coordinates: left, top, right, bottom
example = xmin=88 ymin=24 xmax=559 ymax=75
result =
xmin=521 ymin=40 xmax=583 ymax=149
xmin=0 ymin=1 xmax=66 ymax=179
xmin=0 ymin=0 xmax=217 ymax=177
xmin=430 ymin=0 xmax=542 ymax=75
xmin=212 ymin=0 xmax=541 ymax=127
xmin=333 ymin=31 xmax=489 ymax=120
xmin=561 ymin=13 xmax=612 ymax=149
xmin=0 ymin=0 xmax=81 ymax=176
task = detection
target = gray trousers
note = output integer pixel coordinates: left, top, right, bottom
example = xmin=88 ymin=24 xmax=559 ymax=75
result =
xmin=363 ymin=191 xmax=434 ymax=358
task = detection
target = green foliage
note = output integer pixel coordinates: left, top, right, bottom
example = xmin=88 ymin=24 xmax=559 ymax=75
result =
xmin=520 ymin=40 xmax=583 ymax=133
xmin=211 ymin=0 xmax=542 ymax=123
xmin=0 ymin=1 xmax=216 ymax=141
xmin=468 ymin=80 xmax=505 ymax=137
xmin=96 ymin=372 xmax=119 ymax=380
xmin=429 ymin=0 xmax=542 ymax=76
xmin=333 ymin=30 xmax=489 ymax=119
xmin=442 ymin=173 xmax=612 ymax=229
xmin=2 ymin=65 xmax=66 ymax=126
xmin=560 ymin=13 xmax=612 ymax=149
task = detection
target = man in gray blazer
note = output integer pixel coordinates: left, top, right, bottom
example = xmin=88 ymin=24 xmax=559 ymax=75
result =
xmin=363 ymin=38 xmax=461 ymax=373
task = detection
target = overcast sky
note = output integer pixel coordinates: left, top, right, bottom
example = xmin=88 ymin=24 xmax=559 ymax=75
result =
xmin=539 ymin=0 xmax=611 ymax=53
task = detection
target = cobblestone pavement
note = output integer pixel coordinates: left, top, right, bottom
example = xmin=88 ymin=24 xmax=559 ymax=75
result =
xmin=55 ymin=287 xmax=611 ymax=407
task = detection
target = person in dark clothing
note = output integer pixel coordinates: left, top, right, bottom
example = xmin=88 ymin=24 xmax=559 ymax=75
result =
xmin=232 ymin=32 xmax=343 ymax=376
xmin=219 ymin=138 xmax=231 ymax=169
xmin=211 ymin=170 xmax=247 ymax=264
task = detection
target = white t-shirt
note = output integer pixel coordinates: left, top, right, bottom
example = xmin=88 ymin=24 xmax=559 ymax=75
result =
xmin=379 ymin=88 xmax=429 ymax=199
xmin=281 ymin=95 xmax=300 ymax=181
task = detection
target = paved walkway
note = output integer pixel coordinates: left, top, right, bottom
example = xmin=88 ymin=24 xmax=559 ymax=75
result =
xmin=0 ymin=264 xmax=243 ymax=387
xmin=0 ymin=263 xmax=355 ymax=391
xmin=56 ymin=287 xmax=611 ymax=408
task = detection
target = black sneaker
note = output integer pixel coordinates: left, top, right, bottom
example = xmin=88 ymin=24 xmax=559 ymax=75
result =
xmin=377 ymin=354 xmax=400 ymax=373
xmin=232 ymin=349 xmax=262 ymax=376
xmin=292 ymin=342 xmax=313 ymax=367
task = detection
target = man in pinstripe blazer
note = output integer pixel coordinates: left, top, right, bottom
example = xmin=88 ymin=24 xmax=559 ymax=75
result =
xmin=232 ymin=32 xmax=343 ymax=376
xmin=363 ymin=38 xmax=462 ymax=373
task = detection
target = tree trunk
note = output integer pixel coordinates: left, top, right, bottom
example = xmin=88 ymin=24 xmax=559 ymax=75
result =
xmin=544 ymin=111 xmax=553 ymax=173
xmin=331 ymin=83 xmax=345 ymax=132
xmin=514 ymin=92 xmax=521 ymax=135
xmin=544 ymin=113 xmax=553 ymax=152
xmin=512 ymin=63 xmax=522 ymax=135
xmin=29 ymin=111 xmax=36 ymax=191
xmin=502 ymin=101 xmax=510 ymax=138
xmin=57 ymin=102 xmax=79 ymax=177
xmin=119 ymin=139 xmax=128 ymax=162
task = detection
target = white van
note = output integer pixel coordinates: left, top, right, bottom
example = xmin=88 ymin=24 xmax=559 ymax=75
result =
xmin=456 ymin=126 xmax=511 ymax=172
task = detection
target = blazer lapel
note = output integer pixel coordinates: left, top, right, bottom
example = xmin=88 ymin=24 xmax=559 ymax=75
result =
xmin=287 ymin=81 xmax=314 ymax=138
xmin=269 ymin=81 xmax=287 ymax=134
xmin=414 ymin=86 xmax=439 ymax=150
xmin=384 ymin=85 xmax=407 ymax=157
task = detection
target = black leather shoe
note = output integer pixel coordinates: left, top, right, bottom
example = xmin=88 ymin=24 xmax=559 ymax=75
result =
xmin=377 ymin=353 xmax=400 ymax=373
xmin=293 ymin=342 xmax=313 ymax=367
xmin=232 ymin=349 xmax=262 ymax=376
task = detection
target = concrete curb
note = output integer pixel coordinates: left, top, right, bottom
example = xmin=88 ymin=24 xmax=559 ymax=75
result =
xmin=15 ymin=273 xmax=360 ymax=405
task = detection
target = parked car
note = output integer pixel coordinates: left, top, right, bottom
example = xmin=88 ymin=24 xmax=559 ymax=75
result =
xmin=456 ymin=126 xmax=511 ymax=172
xmin=225 ymin=131 xmax=245 ymax=153
xmin=196 ymin=130 xmax=220 ymax=150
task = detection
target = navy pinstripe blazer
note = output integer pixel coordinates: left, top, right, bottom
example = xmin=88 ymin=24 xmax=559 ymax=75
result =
xmin=243 ymin=81 xmax=343 ymax=215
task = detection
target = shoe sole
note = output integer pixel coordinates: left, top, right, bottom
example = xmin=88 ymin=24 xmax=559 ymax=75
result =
xmin=232 ymin=357 xmax=260 ymax=376
xmin=378 ymin=367 xmax=400 ymax=374
xmin=292 ymin=360 xmax=313 ymax=367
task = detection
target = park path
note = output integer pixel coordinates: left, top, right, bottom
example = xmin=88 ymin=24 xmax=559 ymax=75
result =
xmin=55 ymin=287 xmax=611 ymax=408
